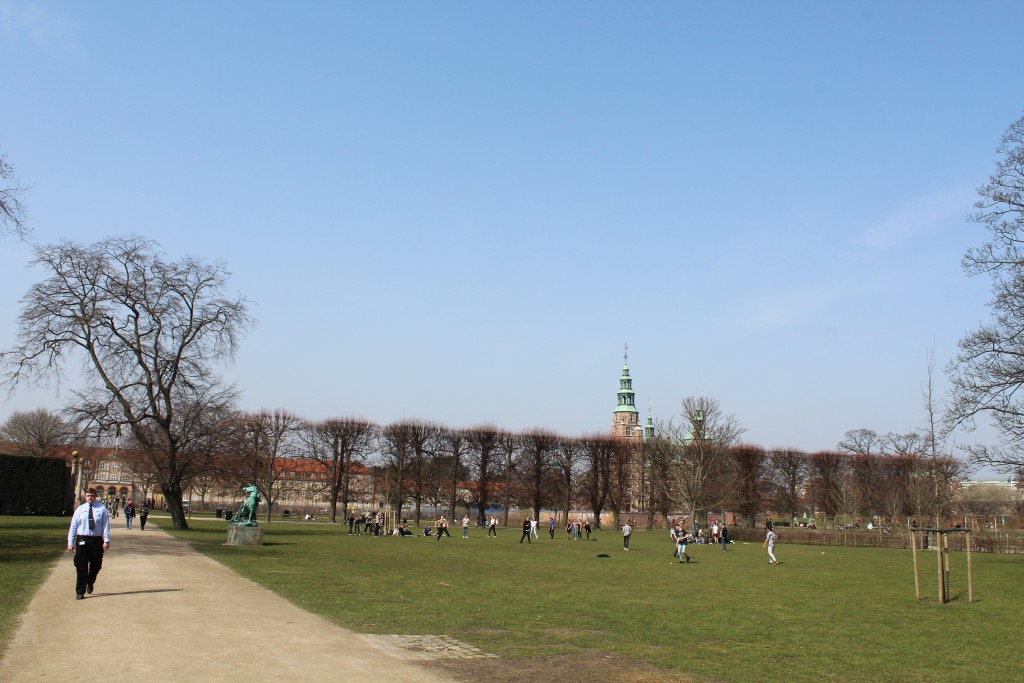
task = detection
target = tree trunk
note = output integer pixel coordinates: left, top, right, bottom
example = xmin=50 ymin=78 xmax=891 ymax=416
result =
xmin=162 ymin=483 xmax=189 ymax=530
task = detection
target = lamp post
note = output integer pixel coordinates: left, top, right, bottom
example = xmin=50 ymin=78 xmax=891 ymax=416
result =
xmin=70 ymin=450 xmax=82 ymax=504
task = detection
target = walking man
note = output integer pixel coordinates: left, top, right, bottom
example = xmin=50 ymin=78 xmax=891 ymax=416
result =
xmin=548 ymin=516 xmax=556 ymax=539
xmin=488 ymin=515 xmax=498 ymax=537
xmin=720 ymin=525 xmax=729 ymax=551
xmin=67 ymin=488 xmax=111 ymax=599
xmin=622 ymin=520 xmax=632 ymax=550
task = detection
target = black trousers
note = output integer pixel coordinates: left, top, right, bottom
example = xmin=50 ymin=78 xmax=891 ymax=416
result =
xmin=74 ymin=536 xmax=104 ymax=595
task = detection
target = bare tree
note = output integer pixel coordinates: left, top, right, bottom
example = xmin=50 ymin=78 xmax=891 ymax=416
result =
xmin=302 ymin=417 xmax=377 ymax=523
xmin=837 ymin=428 xmax=881 ymax=456
xmin=663 ymin=395 xmax=745 ymax=528
xmin=0 ymin=408 xmax=74 ymax=457
xmin=0 ymin=152 xmax=29 ymax=239
xmin=806 ymin=451 xmax=844 ymax=525
xmin=225 ymin=409 xmax=303 ymax=523
xmin=464 ymin=425 xmax=501 ymax=526
xmin=437 ymin=427 xmax=470 ymax=520
xmin=402 ymin=420 xmax=441 ymax=525
xmin=379 ymin=421 xmax=414 ymax=522
xmin=552 ymin=435 xmax=584 ymax=523
xmin=580 ymin=434 xmax=614 ymax=529
xmin=640 ymin=436 xmax=674 ymax=529
xmin=516 ymin=429 xmax=559 ymax=522
xmin=0 ymin=236 xmax=252 ymax=529
xmin=880 ymin=432 xmax=925 ymax=456
xmin=769 ymin=449 xmax=807 ymax=523
xmin=726 ymin=445 xmax=769 ymax=528
xmin=948 ymin=112 xmax=1024 ymax=474
xmin=498 ymin=430 xmax=519 ymax=526
xmin=606 ymin=438 xmax=634 ymax=525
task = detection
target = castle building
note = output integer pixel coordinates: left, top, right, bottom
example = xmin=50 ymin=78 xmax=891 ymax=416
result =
xmin=611 ymin=348 xmax=655 ymax=442
xmin=610 ymin=348 xmax=655 ymax=512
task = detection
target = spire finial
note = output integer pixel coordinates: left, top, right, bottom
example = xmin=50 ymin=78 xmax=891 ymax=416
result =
xmin=624 ymin=342 xmax=629 ymax=364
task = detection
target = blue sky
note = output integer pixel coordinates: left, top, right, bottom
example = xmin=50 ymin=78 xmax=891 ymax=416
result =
xmin=1 ymin=1 xmax=1021 ymax=469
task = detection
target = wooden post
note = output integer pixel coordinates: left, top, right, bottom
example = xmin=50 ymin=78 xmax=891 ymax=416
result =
xmin=943 ymin=533 xmax=951 ymax=602
xmin=911 ymin=529 xmax=921 ymax=600
xmin=936 ymin=531 xmax=946 ymax=604
xmin=967 ymin=530 xmax=974 ymax=604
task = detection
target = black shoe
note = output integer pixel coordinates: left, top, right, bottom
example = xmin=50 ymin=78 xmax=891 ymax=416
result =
xmin=86 ymin=584 xmax=94 ymax=595
xmin=76 ymin=594 xmax=85 ymax=600
xmin=685 ymin=555 xmax=690 ymax=563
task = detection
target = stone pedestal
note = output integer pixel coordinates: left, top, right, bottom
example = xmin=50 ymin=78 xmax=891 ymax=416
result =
xmin=226 ymin=525 xmax=264 ymax=546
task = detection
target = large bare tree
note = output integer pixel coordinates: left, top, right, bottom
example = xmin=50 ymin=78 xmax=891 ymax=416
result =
xmin=302 ymin=417 xmax=377 ymax=523
xmin=948 ymin=112 xmax=1024 ymax=474
xmin=0 ymin=407 xmax=74 ymax=457
xmin=662 ymin=395 xmax=744 ymax=528
xmin=0 ymin=152 xmax=29 ymax=239
xmin=0 ymin=236 xmax=251 ymax=529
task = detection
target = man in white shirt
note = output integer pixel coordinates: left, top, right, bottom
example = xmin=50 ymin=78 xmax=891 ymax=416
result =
xmin=67 ymin=488 xmax=111 ymax=599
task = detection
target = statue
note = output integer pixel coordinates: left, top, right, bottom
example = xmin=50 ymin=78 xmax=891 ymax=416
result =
xmin=231 ymin=485 xmax=260 ymax=526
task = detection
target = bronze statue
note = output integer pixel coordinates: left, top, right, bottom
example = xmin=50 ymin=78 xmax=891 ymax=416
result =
xmin=230 ymin=485 xmax=260 ymax=526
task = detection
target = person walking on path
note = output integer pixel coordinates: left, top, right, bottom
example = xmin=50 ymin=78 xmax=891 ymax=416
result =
xmin=520 ymin=517 xmax=532 ymax=544
xmin=123 ymin=499 xmax=136 ymax=530
xmin=622 ymin=520 xmax=632 ymax=550
xmin=67 ymin=488 xmax=111 ymax=599
xmin=462 ymin=515 xmax=470 ymax=538
xmin=139 ymin=501 xmax=149 ymax=530
xmin=763 ymin=525 xmax=779 ymax=564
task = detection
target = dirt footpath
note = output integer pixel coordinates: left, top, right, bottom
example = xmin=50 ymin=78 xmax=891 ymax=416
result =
xmin=0 ymin=521 xmax=458 ymax=683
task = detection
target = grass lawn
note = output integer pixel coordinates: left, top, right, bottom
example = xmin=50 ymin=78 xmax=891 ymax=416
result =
xmin=161 ymin=519 xmax=1024 ymax=682
xmin=0 ymin=516 xmax=67 ymax=652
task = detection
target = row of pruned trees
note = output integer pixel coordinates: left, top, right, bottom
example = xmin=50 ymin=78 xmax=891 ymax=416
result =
xmin=2 ymin=401 xmax=970 ymax=531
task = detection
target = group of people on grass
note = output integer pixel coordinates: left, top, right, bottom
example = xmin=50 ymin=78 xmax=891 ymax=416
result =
xmin=343 ymin=511 xmax=780 ymax=564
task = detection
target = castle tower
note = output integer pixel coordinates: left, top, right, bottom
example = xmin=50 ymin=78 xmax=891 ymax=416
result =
xmin=611 ymin=345 xmax=641 ymax=440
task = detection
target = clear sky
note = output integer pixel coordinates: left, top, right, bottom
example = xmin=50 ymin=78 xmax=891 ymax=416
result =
xmin=1 ymin=1 xmax=1022 ymax=469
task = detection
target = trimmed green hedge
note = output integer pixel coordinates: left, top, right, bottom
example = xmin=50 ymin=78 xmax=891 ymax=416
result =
xmin=0 ymin=454 xmax=72 ymax=515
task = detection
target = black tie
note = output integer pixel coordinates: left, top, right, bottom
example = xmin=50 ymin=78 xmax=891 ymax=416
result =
xmin=88 ymin=504 xmax=95 ymax=532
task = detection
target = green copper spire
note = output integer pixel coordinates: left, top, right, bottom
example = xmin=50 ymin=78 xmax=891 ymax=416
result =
xmin=614 ymin=344 xmax=638 ymax=415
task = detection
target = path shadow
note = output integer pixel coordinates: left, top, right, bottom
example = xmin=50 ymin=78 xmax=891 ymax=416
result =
xmin=88 ymin=588 xmax=184 ymax=598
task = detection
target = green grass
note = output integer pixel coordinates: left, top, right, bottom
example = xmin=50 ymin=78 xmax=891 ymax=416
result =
xmin=0 ymin=516 xmax=67 ymax=651
xmin=164 ymin=519 xmax=1024 ymax=682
